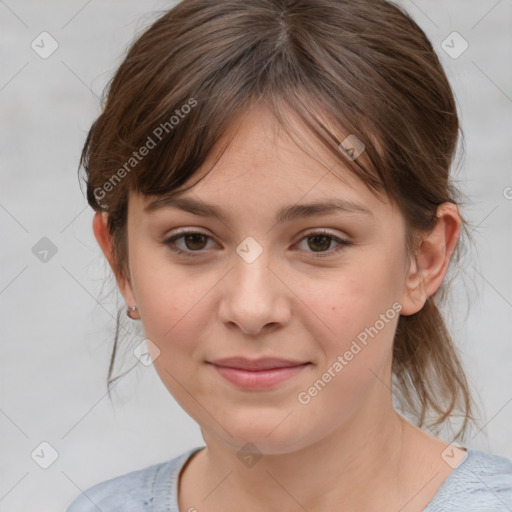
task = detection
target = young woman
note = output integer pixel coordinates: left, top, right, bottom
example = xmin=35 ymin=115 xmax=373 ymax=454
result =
xmin=66 ymin=0 xmax=512 ymax=510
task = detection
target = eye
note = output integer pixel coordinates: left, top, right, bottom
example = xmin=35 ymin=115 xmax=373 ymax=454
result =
xmin=161 ymin=229 xmax=352 ymax=258
xmin=295 ymin=229 xmax=352 ymax=258
xmin=161 ymin=229 xmax=215 ymax=258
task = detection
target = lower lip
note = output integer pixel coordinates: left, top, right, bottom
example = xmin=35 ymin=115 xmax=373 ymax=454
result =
xmin=209 ymin=363 xmax=310 ymax=390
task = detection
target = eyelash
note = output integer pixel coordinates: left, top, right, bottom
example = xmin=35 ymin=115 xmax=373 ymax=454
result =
xmin=161 ymin=229 xmax=352 ymax=259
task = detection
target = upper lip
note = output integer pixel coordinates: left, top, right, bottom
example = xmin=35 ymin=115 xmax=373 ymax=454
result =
xmin=208 ymin=357 xmax=309 ymax=371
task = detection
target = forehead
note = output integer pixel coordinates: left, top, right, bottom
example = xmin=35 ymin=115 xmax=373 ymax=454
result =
xmin=131 ymin=103 xmax=396 ymax=222
xmin=195 ymin=103 xmax=367 ymax=189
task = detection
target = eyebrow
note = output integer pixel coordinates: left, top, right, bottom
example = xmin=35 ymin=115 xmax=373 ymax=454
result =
xmin=144 ymin=194 xmax=373 ymax=223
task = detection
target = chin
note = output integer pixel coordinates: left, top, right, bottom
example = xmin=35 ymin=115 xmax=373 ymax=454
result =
xmin=215 ymin=415 xmax=311 ymax=455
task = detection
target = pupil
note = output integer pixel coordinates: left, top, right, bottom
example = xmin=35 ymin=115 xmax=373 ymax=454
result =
xmin=309 ymin=235 xmax=330 ymax=252
xmin=185 ymin=234 xmax=206 ymax=250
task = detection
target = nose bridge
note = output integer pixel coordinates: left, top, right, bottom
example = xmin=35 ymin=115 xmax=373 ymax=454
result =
xmin=235 ymin=246 xmax=272 ymax=296
xmin=219 ymin=237 xmax=289 ymax=334
xmin=233 ymin=240 xmax=277 ymax=307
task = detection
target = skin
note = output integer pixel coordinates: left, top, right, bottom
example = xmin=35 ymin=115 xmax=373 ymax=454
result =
xmin=93 ymin=103 xmax=466 ymax=512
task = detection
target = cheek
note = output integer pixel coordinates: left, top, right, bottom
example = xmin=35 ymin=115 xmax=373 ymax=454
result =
xmin=131 ymin=268 xmax=211 ymax=405
xmin=297 ymin=274 xmax=399 ymax=418
xmin=131 ymin=253 xmax=215 ymax=340
xmin=297 ymin=256 xmax=402 ymax=394
xmin=300 ymin=259 xmax=401 ymax=342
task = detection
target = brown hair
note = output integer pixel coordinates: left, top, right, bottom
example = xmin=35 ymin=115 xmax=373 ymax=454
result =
xmin=79 ymin=0 xmax=478 ymax=440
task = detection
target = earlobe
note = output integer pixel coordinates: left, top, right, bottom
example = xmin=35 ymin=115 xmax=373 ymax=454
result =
xmin=400 ymin=203 xmax=461 ymax=316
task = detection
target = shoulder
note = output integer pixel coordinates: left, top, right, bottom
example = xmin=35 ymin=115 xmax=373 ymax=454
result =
xmin=64 ymin=446 xmax=203 ymax=512
xmin=424 ymin=448 xmax=512 ymax=511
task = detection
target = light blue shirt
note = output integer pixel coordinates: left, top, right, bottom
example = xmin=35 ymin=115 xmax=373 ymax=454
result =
xmin=65 ymin=446 xmax=512 ymax=511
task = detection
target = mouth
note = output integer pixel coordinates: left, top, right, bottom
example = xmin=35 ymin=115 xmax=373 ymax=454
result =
xmin=206 ymin=357 xmax=311 ymax=390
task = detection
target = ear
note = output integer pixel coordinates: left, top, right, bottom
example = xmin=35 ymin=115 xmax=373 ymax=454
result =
xmin=92 ymin=211 xmax=137 ymax=307
xmin=400 ymin=202 xmax=461 ymax=316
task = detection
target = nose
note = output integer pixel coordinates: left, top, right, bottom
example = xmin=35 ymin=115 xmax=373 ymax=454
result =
xmin=218 ymin=249 xmax=291 ymax=336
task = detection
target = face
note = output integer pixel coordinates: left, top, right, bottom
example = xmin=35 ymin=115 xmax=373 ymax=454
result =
xmin=111 ymin=104 xmax=416 ymax=454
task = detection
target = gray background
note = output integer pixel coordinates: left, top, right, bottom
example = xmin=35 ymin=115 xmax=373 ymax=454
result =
xmin=1 ymin=1 xmax=511 ymax=511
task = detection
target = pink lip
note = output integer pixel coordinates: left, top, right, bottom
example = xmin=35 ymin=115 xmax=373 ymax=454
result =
xmin=207 ymin=357 xmax=310 ymax=390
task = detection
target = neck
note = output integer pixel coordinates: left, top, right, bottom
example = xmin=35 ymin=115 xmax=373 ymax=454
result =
xmin=187 ymin=404 xmax=413 ymax=512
